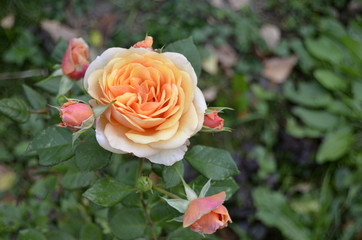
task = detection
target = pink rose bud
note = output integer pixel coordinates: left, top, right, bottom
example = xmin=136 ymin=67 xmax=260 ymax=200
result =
xmin=183 ymin=192 xmax=232 ymax=234
xmin=61 ymin=38 xmax=89 ymax=80
xmin=58 ymin=101 xmax=93 ymax=132
xmin=133 ymin=36 xmax=153 ymax=50
xmin=203 ymin=112 xmax=224 ymax=130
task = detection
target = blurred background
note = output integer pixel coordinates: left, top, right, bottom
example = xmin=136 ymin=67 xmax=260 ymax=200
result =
xmin=1 ymin=0 xmax=362 ymax=239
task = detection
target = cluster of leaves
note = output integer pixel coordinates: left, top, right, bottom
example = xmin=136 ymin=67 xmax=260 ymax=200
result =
xmin=237 ymin=12 xmax=362 ymax=240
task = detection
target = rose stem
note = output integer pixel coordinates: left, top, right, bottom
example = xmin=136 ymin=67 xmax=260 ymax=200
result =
xmin=152 ymin=185 xmax=181 ymax=199
xmin=140 ymin=193 xmax=158 ymax=240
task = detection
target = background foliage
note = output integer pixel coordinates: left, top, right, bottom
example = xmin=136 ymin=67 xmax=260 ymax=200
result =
xmin=1 ymin=0 xmax=362 ymax=239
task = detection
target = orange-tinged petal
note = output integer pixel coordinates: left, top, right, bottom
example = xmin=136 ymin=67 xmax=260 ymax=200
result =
xmin=62 ymin=38 xmax=89 ymax=80
xmin=183 ymin=192 xmax=226 ymax=227
xmin=189 ymin=212 xmax=224 ymax=234
xmin=133 ymin=36 xmax=153 ymax=49
xmin=212 ymin=205 xmax=232 ymax=226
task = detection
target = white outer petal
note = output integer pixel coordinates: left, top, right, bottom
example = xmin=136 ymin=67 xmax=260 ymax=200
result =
xmin=162 ymin=52 xmax=198 ymax=86
xmin=95 ymin=117 xmax=127 ymax=154
xmin=193 ymin=87 xmax=207 ymax=133
xmin=146 ymin=143 xmax=189 ymax=166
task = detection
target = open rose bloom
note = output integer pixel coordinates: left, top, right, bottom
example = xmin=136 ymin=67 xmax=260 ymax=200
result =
xmin=183 ymin=192 xmax=232 ymax=234
xmin=84 ymin=38 xmax=207 ymax=165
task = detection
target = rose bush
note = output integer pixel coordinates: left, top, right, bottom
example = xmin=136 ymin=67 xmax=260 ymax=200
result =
xmin=84 ymin=39 xmax=207 ymax=165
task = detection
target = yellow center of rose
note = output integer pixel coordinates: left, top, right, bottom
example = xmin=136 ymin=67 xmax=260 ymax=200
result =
xmin=90 ymin=51 xmax=195 ymax=141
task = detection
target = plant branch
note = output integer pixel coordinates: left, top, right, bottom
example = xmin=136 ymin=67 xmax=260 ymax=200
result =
xmin=153 ymin=185 xmax=181 ymax=199
xmin=0 ymin=69 xmax=48 ymax=80
xmin=140 ymin=193 xmax=158 ymax=240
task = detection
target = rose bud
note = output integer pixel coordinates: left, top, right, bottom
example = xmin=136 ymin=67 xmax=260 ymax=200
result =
xmin=62 ymin=38 xmax=89 ymax=80
xmin=58 ymin=101 xmax=94 ymax=132
xmin=183 ymin=192 xmax=232 ymax=234
xmin=203 ymin=112 xmax=224 ymax=130
xmin=133 ymin=36 xmax=153 ymax=50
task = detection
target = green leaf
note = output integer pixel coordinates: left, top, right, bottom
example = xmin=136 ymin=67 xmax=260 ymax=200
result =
xmin=114 ymin=160 xmax=139 ymax=185
xmin=57 ymin=75 xmax=74 ymax=97
xmin=51 ymin=38 xmax=68 ymax=62
xmin=60 ymin=171 xmax=96 ymax=189
xmin=162 ymin=161 xmax=184 ymax=188
xmin=292 ymin=107 xmax=339 ymax=131
xmin=341 ymin=36 xmax=362 ymax=64
xmin=83 ymin=177 xmax=134 ymax=207
xmin=327 ymin=101 xmax=352 ymax=117
xmin=286 ymin=117 xmax=323 ymax=138
xmin=305 ymin=37 xmax=343 ymax=64
xmin=0 ymin=203 xmax=22 ymax=232
xmin=316 ymin=127 xmax=354 ymax=163
xmin=0 ymin=97 xmax=29 ymax=123
xmin=185 ymin=145 xmax=239 ymax=180
xmin=17 ymin=229 xmax=46 ymax=240
xmin=190 ymin=176 xmax=239 ymax=200
xmin=22 ymin=85 xmax=47 ymax=109
xmin=92 ymin=101 xmax=115 ymax=118
xmin=253 ymin=187 xmax=311 ymax=240
xmin=163 ymin=198 xmax=189 ymax=213
xmin=167 ymin=227 xmax=203 ymax=240
xmin=28 ymin=126 xmax=74 ymax=166
xmin=109 ymin=208 xmax=146 ymax=240
xmin=352 ymin=81 xmax=362 ymax=101
xmin=29 ymin=176 xmax=57 ymax=199
xmin=75 ymin=134 xmax=111 ymax=171
xmin=45 ymin=231 xmax=76 ymax=240
xmin=28 ymin=126 xmax=71 ymax=151
xmin=37 ymin=145 xmax=74 ymax=166
xmin=80 ymin=223 xmax=102 ymax=240
xmin=165 ymin=37 xmax=201 ymax=77
xmin=199 ymin=179 xmax=211 ymax=198
xmin=314 ymin=69 xmax=347 ymax=91
xmin=283 ymin=81 xmax=332 ymax=108
xmin=249 ymin=146 xmax=276 ymax=179
xmin=36 ymin=69 xmax=62 ymax=94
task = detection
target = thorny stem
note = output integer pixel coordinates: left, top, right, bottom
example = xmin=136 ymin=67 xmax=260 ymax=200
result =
xmin=138 ymin=158 xmax=157 ymax=240
xmin=140 ymin=193 xmax=158 ymax=240
xmin=152 ymin=185 xmax=181 ymax=199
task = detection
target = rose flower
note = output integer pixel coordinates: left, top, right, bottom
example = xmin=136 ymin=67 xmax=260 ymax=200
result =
xmin=84 ymin=37 xmax=207 ymax=165
xmin=62 ymin=38 xmax=89 ymax=80
xmin=183 ymin=192 xmax=232 ymax=234
xmin=58 ymin=100 xmax=94 ymax=132
xmin=203 ymin=112 xmax=224 ymax=130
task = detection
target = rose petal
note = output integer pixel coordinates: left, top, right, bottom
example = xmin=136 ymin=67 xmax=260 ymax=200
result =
xmin=97 ymin=117 xmax=159 ymax=157
xmin=150 ymin=104 xmax=198 ymax=149
xmin=146 ymin=143 xmax=188 ymax=166
xmin=189 ymin=212 xmax=224 ymax=234
xmin=183 ymin=192 xmax=226 ymax=227
xmin=212 ymin=205 xmax=232 ymax=225
xmin=95 ymin=117 xmax=127 ymax=154
xmin=125 ymin=122 xmax=179 ymax=144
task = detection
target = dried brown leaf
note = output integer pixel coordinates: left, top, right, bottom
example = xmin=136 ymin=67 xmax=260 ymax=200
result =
xmin=262 ymin=56 xmax=298 ymax=84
